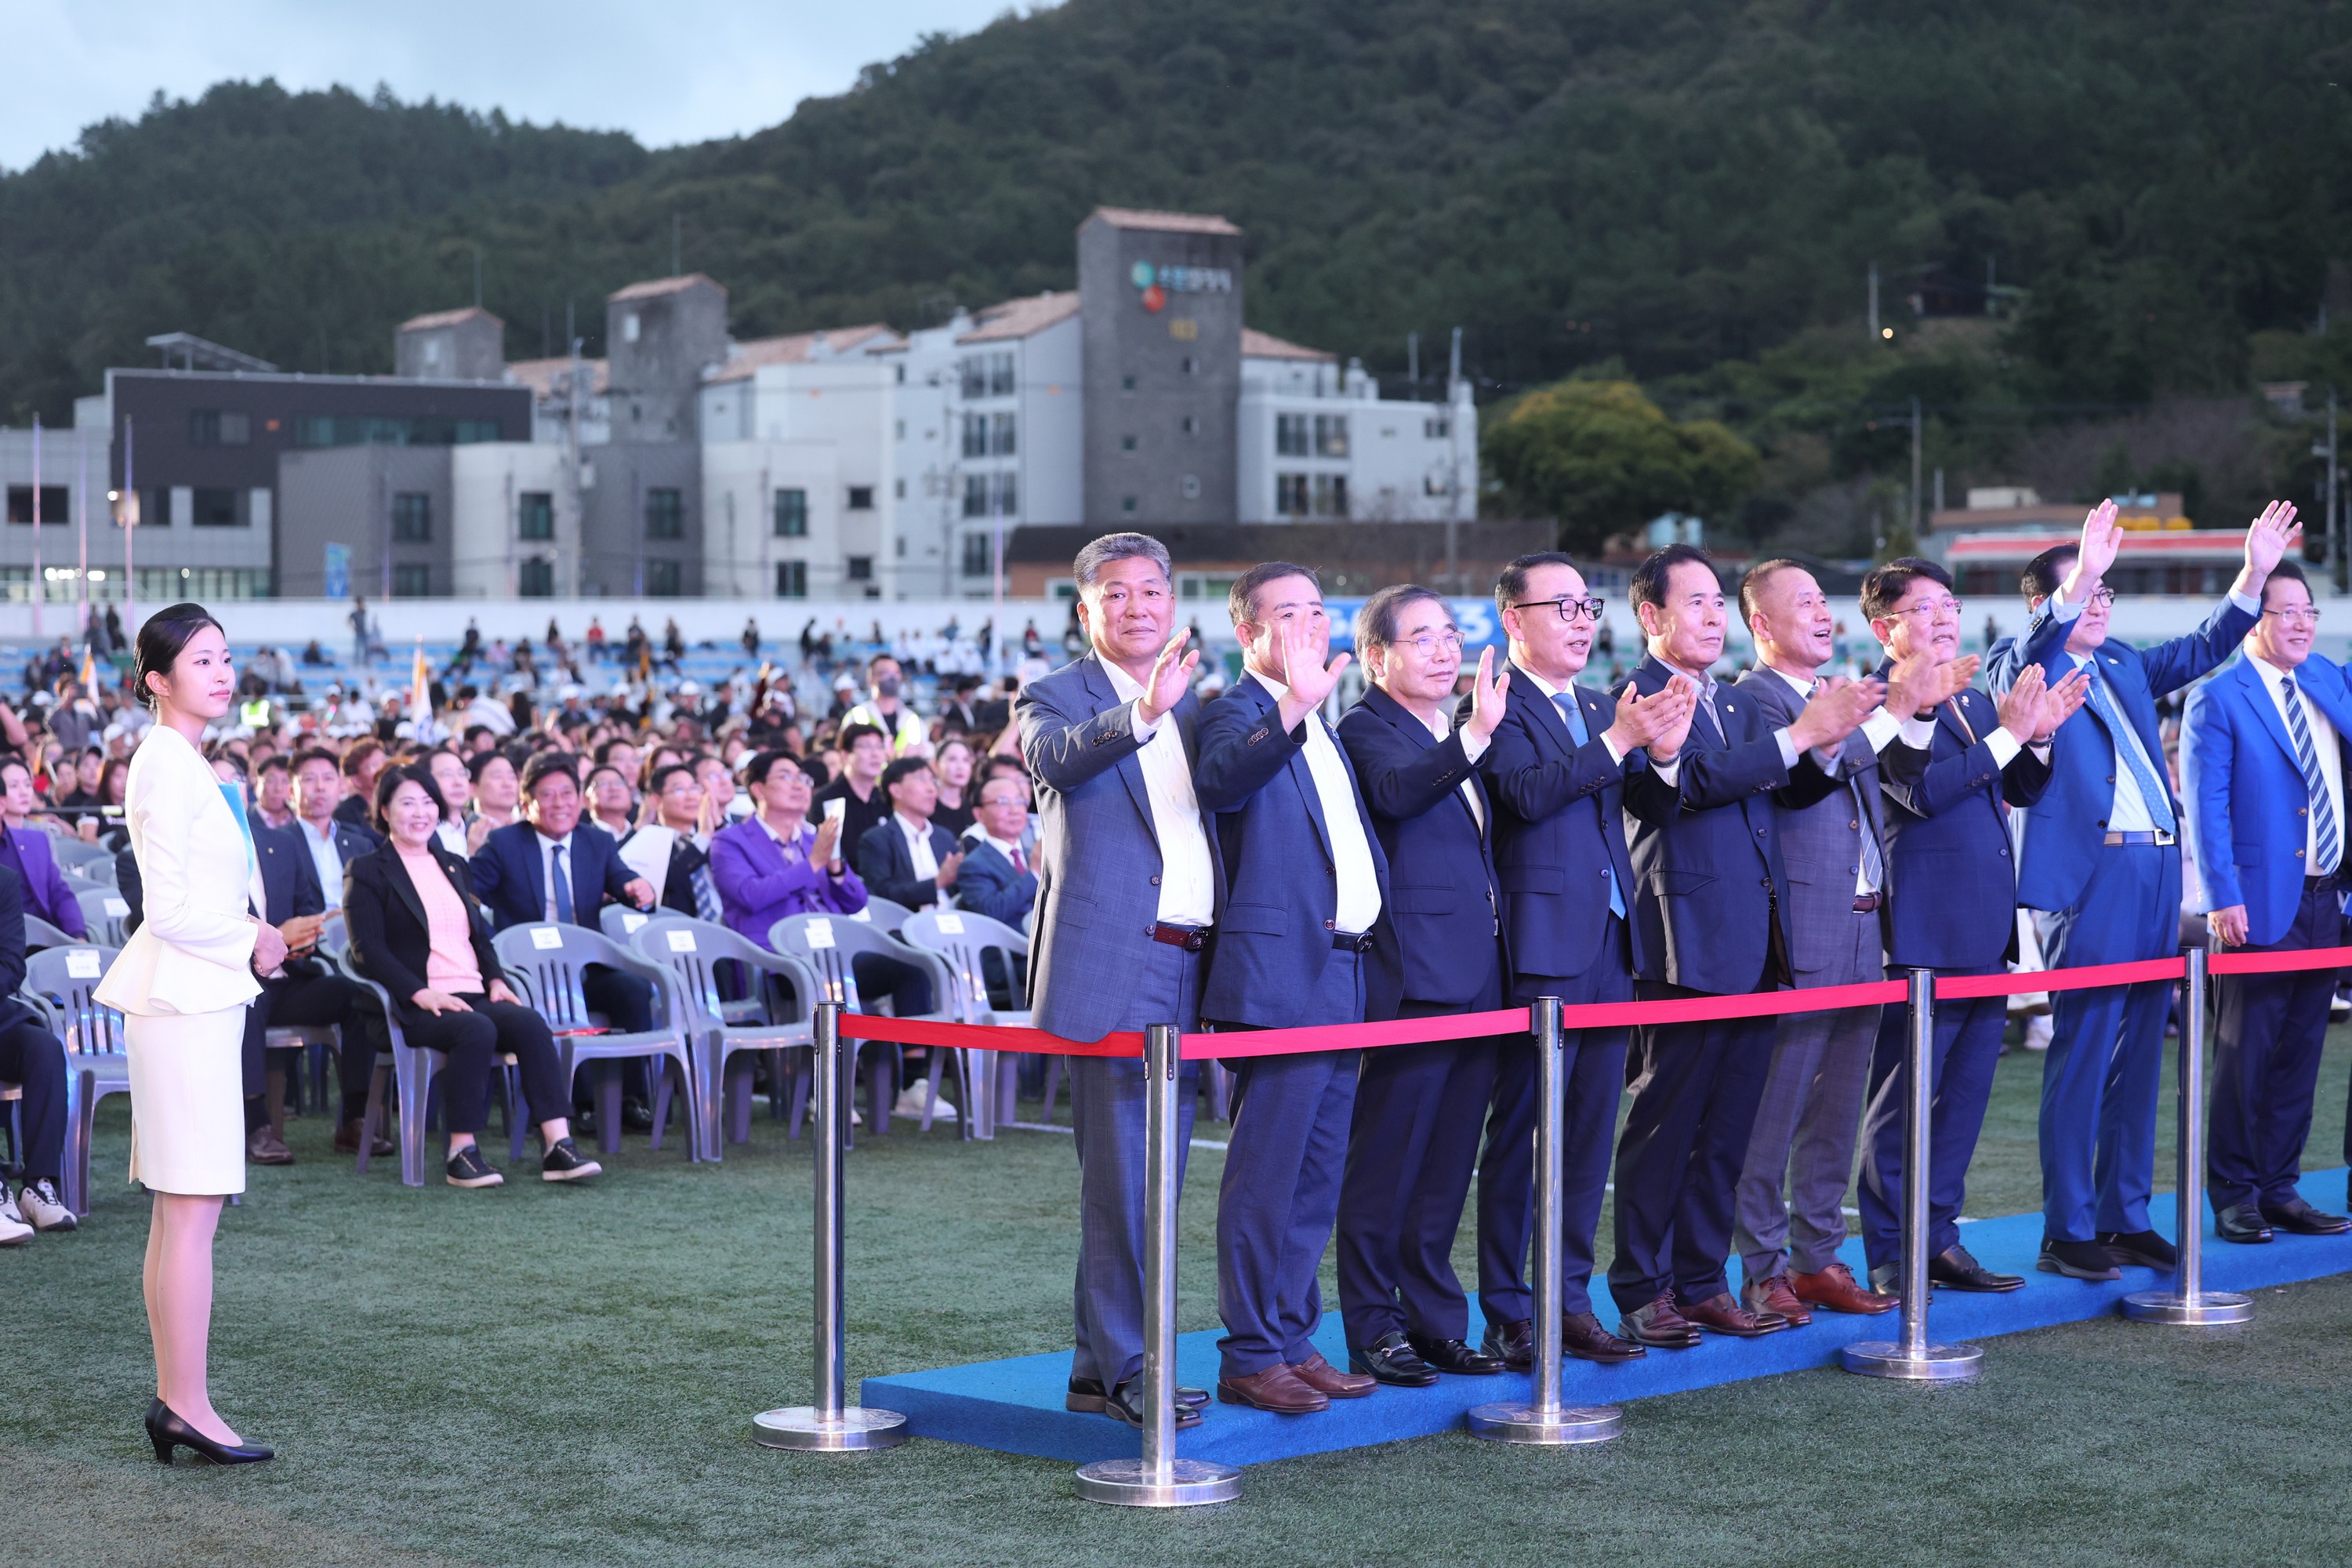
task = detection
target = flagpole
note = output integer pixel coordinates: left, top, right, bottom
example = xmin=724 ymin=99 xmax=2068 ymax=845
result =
xmin=30 ymin=416 xmax=42 ymax=641
xmin=122 ymin=417 xmax=136 ymax=626
xmin=76 ymin=434 xmax=89 ymax=637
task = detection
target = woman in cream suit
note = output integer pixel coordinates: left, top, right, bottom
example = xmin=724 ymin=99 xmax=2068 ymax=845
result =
xmin=93 ymin=604 xmax=286 ymax=1466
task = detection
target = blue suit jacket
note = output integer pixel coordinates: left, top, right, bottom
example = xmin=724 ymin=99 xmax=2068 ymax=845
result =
xmin=247 ymin=812 xmax=327 ymax=924
xmin=954 ymin=837 xmax=1037 ymax=930
xmin=1194 ymin=671 xmax=1394 ymax=1029
xmin=1986 ymin=593 xmax=2256 ymax=912
xmin=2182 ymin=652 xmax=2352 ymax=946
xmin=1616 ymin=655 xmax=1835 ymax=995
xmin=854 ymin=816 xmax=963 ymax=910
xmin=1473 ymin=659 xmax=1650 ymax=983
xmin=1873 ymin=675 xmax=2054 ymax=970
xmin=1015 ymin=652 xmax=1223 ymax=1043
xmin=1338 ymin=683 xmax=1503 ymax=1018
xmin=468 ymin=820 xmax=641 ymax=932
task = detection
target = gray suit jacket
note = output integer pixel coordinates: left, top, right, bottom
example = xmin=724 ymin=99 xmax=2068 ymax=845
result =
xmin=1733 ymin=666 xmax=1888 ymax=986
xmin=1015 ymin=652 xmax=1221 ymax=1043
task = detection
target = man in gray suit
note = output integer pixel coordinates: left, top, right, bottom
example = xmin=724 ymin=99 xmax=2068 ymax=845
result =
xmin=1730 ymin=560 xmax=1965 ymax=1322
xmin=1016 ymin=532 xmax=1221 ymax=1431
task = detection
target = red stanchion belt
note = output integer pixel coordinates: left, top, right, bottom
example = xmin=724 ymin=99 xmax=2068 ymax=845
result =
xmin=2209 ymin=942 xmax=2352 ymax=976
xmin=838 ymin=1014 xmax=1145 ymax=1058
xmin=1933 ymin=956 xmax=2185 ymax=1000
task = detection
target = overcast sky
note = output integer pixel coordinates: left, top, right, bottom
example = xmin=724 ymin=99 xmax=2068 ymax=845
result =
xmin=5 ymin=0 xmax=1039 ymax=172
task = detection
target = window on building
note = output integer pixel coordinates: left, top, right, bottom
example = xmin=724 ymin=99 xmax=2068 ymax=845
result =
xmin=391 ymin=563 xmax=432 ymax=597
xmin=1121 ymin=376 xmax=1137 ymax=392
xmin=194 ymin=488 xmax=244 ymax=528
xmin=1181 ymin=474 xmax=1200 ymax=500
xmin=1180 ymin=357 xmax=1197 ymax=376
xmin=845 ymin=555 xmax=873 ymax=582
xmin=188 ymin=410 xmax=251 ymax=448
xmin=1276 ymin=413 xmax=1311 ymax=457
xmin=1181 ymin=414 xmax=1198 ymax=436
xmin=647 ymin=559 xmax=683 ymax=597
xmin=991 ymin=412 xmax=1017 ymax=456
xmin=847 ymin=485 xmax=875 ymax=511
xmin=1276 ymin=474 xmax=1311 ymax=517
xmin=1425 ymin=416 xmax=1451 ymax=439
xmin=5 ymin=487 xmax=67 ymax=524
xmin=773 ymin=488 xmax=808 ymax=536
xmin=1121 ymin=434 xmax=1138 ymax=452
xmin=1121 ymin=495 xmax=1138 ymax=514
xmin=390 ymin=492 xmax=430 ymax=539
xmin=1313 ymin=474 xmax=1349 ymax=517
xmin=989 ymin=352 xmax=1014 ymax=396
xmin=518 ymin=492 xmax=554 ymax=540
xmin=1315 ymin=415 xmax=1349 ymax=457
xmin=776 ymin=560 xmax=808 ymax=597
xmin=895 ymin=477 xmax=906 ymax=499
xmin=996 ymin=470 xmax=1018 ymax=517
xmin=644 ymin=488 xmax=684 ymax=539
xmin=895 ymin=419 xmax=906 ymax=440
xmin=961 ymin=474 xmax=1017 ymax=518
xmin=295 ymin=416 xmax=499 ymax=448
xmin=962 ymin=413 xmax=986 ymax=459
xmin=960 ymin=532 xmax=993 ymax=579
xmin=519 ymin=557 xmax=556 ymax=597
xmin=960 ymin=351 xmax=1016 ymax=399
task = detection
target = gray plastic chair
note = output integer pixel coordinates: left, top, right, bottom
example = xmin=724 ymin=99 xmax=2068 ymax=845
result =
xmin=64 ymin=856 xmax=118 ymax=889
xmin=22 ymin=943 xmax=125 ymax=1216
xmin=74 ymin=886 xmax=131 ymax=948
xmin=768 ymin=910 xmax=964 ymax=1139
xmin=899 ymin=908 xmax=1033 ymax=1135
xmin=627 ymin=916 xmax=818 ymax=1158
xmin=49 ymin=837 xmax=110 ymax=873
xmin=492 ymin=922 xmax=699 ymax=1159
xmin=22 ymin=914 xmax=75 ymax=952
xmin=852 ymin=896 xmax=913 ymax=935
xmin=334 ymin=949 xmax=526 ymax=1189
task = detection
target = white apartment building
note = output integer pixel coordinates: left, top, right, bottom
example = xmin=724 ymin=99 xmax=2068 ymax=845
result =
xmin=1236 ymin=332 xmax=1477 ymax=525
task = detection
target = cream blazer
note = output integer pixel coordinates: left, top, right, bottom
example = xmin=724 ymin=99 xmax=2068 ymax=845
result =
xmin=93 ymin=724 xmax=263 ymax=1018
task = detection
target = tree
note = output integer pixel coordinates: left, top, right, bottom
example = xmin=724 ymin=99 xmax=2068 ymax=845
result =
xmin=1482 ymin=380 xmax=1759 ymax=557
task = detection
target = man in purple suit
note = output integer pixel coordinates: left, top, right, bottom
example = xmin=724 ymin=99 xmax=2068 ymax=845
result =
xmin=708 ymin=751 xmax=865 ymax=940
xmin=0 ymin=759 xmax=86 ymax=938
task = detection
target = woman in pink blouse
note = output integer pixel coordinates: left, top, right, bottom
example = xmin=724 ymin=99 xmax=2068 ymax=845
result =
xmin=343 ymin=764 xmax=601 ymax=1189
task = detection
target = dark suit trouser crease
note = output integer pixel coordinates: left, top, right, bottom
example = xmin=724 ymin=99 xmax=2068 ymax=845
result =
xmin=2210 ymin=880 xmax=2341 ymax=1214
xmin=1482 ymin=944 xmax=1631 ymax=1324
xmin=0 ymin=1017 xmax=65 ymax=1183
xmin=1857 ymin=964 xmax=2006 ymax=1270
xmin=239 ymin=967 xmax=379 ymax=1114
xmin=1068 ymin=938 xmax=1200 ymax=1391
xmin=1212 ymin=949 xmax=1365 ymax=1381
xmin=399 ymin=997 xmax=570 ymax=1137
xmin=2031 ymin=841 xmax=2178 ymax=1241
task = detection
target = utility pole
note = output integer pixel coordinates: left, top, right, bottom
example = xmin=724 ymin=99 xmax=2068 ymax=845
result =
xmin=1407 ymin=332 xmax=1419 ymax=391
xmin=2332 ymin=387 xmax=2343 ymax=593
xmin=1868 ymin=263 xmax=1880 ymax=340
xmin=122 ymin=416 xmax=136 ymax=622
xmin=673 ymin=213 xmax=683 ymax=277
xmin=29 ymin=416 xmax=42 ymax=640
xmin=1446 ymin=327 xmax=1465 ymax=592
xmin=1910 ymin=396 xmax=1923 ymax=543
xmin=472 ymin=243 xmax=483 ymax=310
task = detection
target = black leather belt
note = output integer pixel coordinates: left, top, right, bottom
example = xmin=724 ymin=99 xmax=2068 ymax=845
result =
xmin=1852 ymin=893 xmax=1882 ymax=914
xmin=1331 ymin=931 xmax=1374 ymax=953
xmin=2103 ymin=830 xmax=2175 ymax=847
xmin=1149 ymin=923 xmax=1207 ymax=953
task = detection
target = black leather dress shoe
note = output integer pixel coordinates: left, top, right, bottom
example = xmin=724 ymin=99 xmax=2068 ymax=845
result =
xmin=1066 ymin=1376 xmax=1207 ymax=1412
xmin=2214 ymin=1203 xmax=2274 ymax=1244
xmin=1480 ymin=1317 xmax=1533 ymax=1371
xmin=1868 ymin=1261 xmax=1909 ymax=1298
xmin=1561 ymin=1311 xmax=1645 ymax=1363
xmin=1103 ymin=1377 xmax=1201 ymax=1428
xmin=1406 ymin=1333 xmax=1504 ymax=1376
xmin=2038 ymin=1236 xmax=2122 ymax=1281
xmin=2099 ymin=1229 xmax=2176 ymax=1270
xmin=1349 ymin=1331 xmax=1439 ymax=1387
xmin=2261 ymin=1197 xmax=2352 ymax=1236
xmin=1928 ymin=1244 xmax=2024 ymax=1293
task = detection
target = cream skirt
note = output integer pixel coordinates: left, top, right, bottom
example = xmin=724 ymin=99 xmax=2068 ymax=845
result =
xmin=125 ymin=1007 xmax=249 ymax=1197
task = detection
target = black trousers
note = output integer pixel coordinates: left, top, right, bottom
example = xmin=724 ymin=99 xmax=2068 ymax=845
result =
xmin=398 ymin=997 xmax=569 ymax=1136
xmin=0 ymin=1016 xmax=64 ymax=1183
xmin=241 ymin=966 xmax=378 ymax=1112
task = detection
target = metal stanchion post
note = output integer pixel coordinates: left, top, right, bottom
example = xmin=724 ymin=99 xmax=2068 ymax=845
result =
xmin=1842 ymin=970 xmax=1983 ymax=1381
xmin=1076 ymin=1023 xmax=1241 ymax=1507
xmin=755 ymin=1002 xmax=909 ymax=1451
xmin=1468 ymin=996 xmax=1623 ymax=1443
xmin=2124 ymin=939 xmax=2252 ymax=1325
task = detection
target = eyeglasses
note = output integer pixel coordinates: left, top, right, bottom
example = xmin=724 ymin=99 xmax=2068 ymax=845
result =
xmin=1393 ymin=630 xmax=1465 ymax=657
xmin=2084 ymin=587 xmax=2117 ymax=608
xmin=1512 ymin=596 xmax=1607 ymax=624
xmin=1882 ymin=597 xmax=1964 ymax=623
xmin=2265 ymin=606 xmax=2324 ymax=625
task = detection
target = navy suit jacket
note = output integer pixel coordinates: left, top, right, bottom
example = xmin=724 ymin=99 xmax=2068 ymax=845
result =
xmin=1987 ymin=592 xmax=2256 ymax=912
xmin=954 ymin=837 xmax=1038 ymax=929
xmin=1194 ymin=670 xmax=1394 ymax=1028
xmin=468 ymin=820 xmax=641 ymax=932
xmin=855 ymin=816 xmax=963 ymax=910
xmin=1338 ymin=684 xmax=1502 ymax=1018
xmin=1617 ymin=655 xmax=1836 ymax=996
xmin=1015 ymin=652 xmax=1223 ymax=1043
xmin=1473 ymin=660 xmax=1650 ymax=982
xmin=1873 ymin=673 xmax=2054 ymax=970
xmin=2182 ymin=652 xmax=2352 ymax=946
xmin=247 ymin=812 xmax=327 ymax=925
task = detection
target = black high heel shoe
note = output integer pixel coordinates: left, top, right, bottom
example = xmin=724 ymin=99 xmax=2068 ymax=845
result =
xmin=144 ymin=1398 xmax=274 ymax=1465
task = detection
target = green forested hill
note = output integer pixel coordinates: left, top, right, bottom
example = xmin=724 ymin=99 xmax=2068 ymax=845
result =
xmin=6 ymin=0 xmax=2352 ymax=522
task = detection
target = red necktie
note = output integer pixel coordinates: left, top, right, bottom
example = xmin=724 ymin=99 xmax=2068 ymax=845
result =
xmin=1011 ymin=844 xmax=1027 ymax=874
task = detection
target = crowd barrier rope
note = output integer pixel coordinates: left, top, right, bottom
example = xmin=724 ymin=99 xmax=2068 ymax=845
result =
xmin=766 ymin=938 xmax=2352 ymax=1505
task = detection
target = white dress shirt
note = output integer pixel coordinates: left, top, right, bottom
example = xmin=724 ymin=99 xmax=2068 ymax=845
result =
xmin=296 ymin=815 xmax=345 ymax=911
xmin=1509 ymin=663 xmax=1625 ymax=765
xmin=1766 ymin=663 xmax=1895 ymax=896
xmin=2249 ymin=652 xmax=2346 ymax=868
xmin=1101 ymin=659 xmax=1216 ymax=927
xmin=433 ymin=818 xmax=470 ymax=858
xmin=895 ymin=811 xmax=942 ymax=897
xmin=1256 ymin=673 xmax=1384 ymax=935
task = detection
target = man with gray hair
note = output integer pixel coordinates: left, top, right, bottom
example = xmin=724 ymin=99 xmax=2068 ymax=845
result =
xmin=1017 ymin=531 xmax=1221 ymax=1431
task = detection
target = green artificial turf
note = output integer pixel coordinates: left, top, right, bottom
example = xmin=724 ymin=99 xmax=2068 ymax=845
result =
xmin=7 ymin=1026 xmax=2352 ymax=1568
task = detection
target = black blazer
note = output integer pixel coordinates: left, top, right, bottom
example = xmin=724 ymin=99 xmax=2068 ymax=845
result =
xmin=248 ymin=811 xmax=327 ymax=925
xmin=855 ymin=816 xmax=964 ymax=909
xmin=344 ymin=841 xmax=510 ymax=1018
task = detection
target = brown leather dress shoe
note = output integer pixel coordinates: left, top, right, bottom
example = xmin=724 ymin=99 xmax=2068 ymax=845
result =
xmin=1618 ymin=1294 xmax=1703 ymax=1348
xmin=1561 ymin=1311 xmax=1645 ymax=1363
xmin=1681 ymin=1291 xmax=1787 ymax=1337
xmin=247 ymin=1125 xmax=294 ymax=1167
xmin=334 ymin=1119 xmax=395 ymax=1158
xmin=1741 ymin=1273 xmax=1812 ymax=1327
xmin=1791 ymin=1260 xmax=1899 ymax=1316
xmin=1287 ymin=1351 xmax=1376 ymax=1399
xmin=1217 ymin=1364 xmax=1329 ymax=1414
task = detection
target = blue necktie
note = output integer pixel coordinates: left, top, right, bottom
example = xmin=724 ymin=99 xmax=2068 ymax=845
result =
xmin=2280 ymin=677 xmax=2342 ymax=875
xmin=551 ymin=842 xmax=575 ymax=925
xmin=2078 ymin=668 xmax=2174 ymax=836
xmin=1552 ymin=691 xmax=1626 ymax=919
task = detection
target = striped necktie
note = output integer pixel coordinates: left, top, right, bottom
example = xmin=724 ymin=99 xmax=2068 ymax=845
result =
xmin=2080 ymin=669 xmax=2175 ymax=835
xmin=1807 ymin=679 xmax=1884 ymax=889
xmin=2280 ymin=677 xmax=2342 ymax=875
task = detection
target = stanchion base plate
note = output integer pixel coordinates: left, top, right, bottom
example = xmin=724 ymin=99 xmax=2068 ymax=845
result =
xmin=753 ymin=1406 xmax=909 ymax=1451
xmin=1073 ymin=1457 xmax=1242 ymax=1508
xmin=1838 ymin=1340 xmax=1984 ymax=1381
xmin=2121 ymin=1289 xmax=2253 ymax=1326
xmin=1465 ymin=1401 xmax=1623 ymax=1445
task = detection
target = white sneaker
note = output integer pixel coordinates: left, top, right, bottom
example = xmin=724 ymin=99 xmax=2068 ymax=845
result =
xmin=2022 ymin=1014 xmax=2053 ymax=1053
xmin=891 ymin=1083 xmax=957 ymax=1123
xmin=18 ymin=1179 xmax=74 ymax=1233
xmin=0 ymin=1188 xmax=31 ymax=1247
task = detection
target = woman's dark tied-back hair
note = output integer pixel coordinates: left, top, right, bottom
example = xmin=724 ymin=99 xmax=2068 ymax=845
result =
xmin=133 ymin=602 xmax=227 ymax=710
